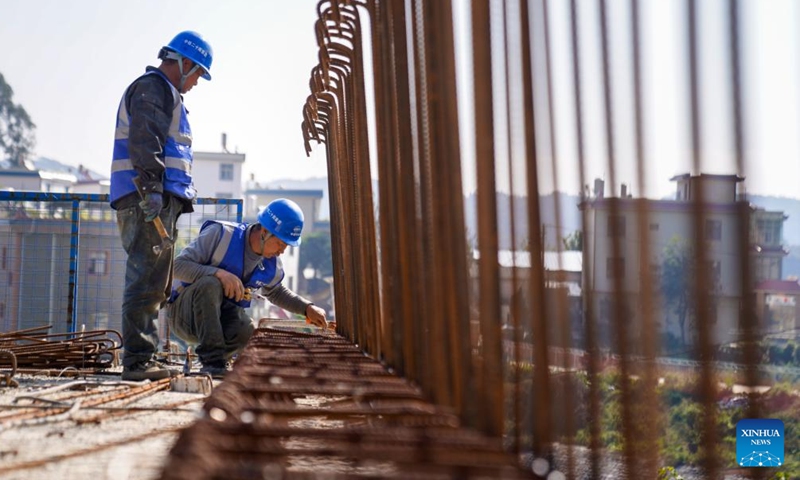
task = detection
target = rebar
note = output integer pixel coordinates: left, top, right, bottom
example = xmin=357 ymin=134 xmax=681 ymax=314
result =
xmin=0 ymin=327 xmax=121 ymax=370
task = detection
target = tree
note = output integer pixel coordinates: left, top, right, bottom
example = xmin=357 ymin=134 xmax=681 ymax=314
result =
xmin=660 ymin=237 xmax=695 ymax=348
xmin=298 ymin=230 xmax=332 ymax=279
xmin=562 ymin=230 xmax=583 ymax=251
xmin=0 ymin=72 xmax=36 ymax=166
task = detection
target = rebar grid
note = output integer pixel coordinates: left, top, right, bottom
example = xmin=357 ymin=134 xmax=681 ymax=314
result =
xmin=161 ymin=327 xmax=531 ymax=479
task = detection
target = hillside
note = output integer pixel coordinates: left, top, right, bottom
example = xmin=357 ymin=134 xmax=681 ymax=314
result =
xmin=273 ymin=178 xmax=800 ymax=277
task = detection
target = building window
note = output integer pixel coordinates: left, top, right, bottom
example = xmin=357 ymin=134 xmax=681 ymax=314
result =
xmin=607 ymin=215 xmax=626 ymax=238
xmin=0 ymin=302 xmax=4 ymax=319
xmin=219 ymin=164 xmax=234 ymax=181
xmin=649 ymin=223 xmax=659 ymax=232
xmin=606 ymin=257 xmax=625 ymax=279
xmin=88 ymin=251 xmax=108 ymax=275
xmin=705 ymin=219 xmax=722 ymax=241
xmin=757 ymin=219 xmax=781 ymax=245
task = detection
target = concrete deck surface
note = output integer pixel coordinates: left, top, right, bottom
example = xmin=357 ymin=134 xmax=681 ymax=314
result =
xmin=0 ymin=371 xmax=209 ymax=480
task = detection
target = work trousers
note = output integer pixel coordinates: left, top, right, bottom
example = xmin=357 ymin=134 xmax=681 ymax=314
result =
xmin=166 ymin=275 xmax=256 ymax=366
xmin=116 ymin=196 xmax=182 ymax=367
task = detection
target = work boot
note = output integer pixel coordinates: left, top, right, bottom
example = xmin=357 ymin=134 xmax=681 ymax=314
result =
xmin=199 ymin=361 xmax=232 ymax=379
xmin=121 ymin=359 xmax=175 ymax=381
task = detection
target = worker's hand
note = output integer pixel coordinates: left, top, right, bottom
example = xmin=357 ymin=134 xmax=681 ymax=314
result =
xmin=214 ymin=269 xmax=246 ymax=302
xmin=305 ymin=304 xmax=328 ymax=329
xmin=139 ymin=192 xmax=163 ymax=222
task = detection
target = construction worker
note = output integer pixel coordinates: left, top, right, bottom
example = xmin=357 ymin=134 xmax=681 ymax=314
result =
xmin=166 ymin=199 xmax=328 ymax=378
xmin=109 ymin=31 xmax=213 ymax=381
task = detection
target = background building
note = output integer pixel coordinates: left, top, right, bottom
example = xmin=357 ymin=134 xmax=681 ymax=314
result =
xmin=581 ymin=174 xmax=788 ymax=349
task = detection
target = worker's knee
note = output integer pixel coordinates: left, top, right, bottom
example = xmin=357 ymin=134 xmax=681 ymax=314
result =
xmin=191 ymin=275 xmax=225 ymax=297
xmin=236 ymin=318 xmax=256 ymax=345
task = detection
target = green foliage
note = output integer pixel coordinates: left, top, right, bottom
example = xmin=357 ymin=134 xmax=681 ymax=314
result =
xmin=506 ymin=371 xmax=800 ymax=477
xmin=566 ymin=373 xmax=800 ymax=477
xmin=298 ymin=230 xmax=332 ymax=278
xmin=660 ymin=237 xmax=695 ymax=347
xmin=562 ymin=230 xmax=583 ymax=251
xmin=778 ymin=342 xmax=796 ymax=365
xmin=0 ymin=72 xmax=36 ymax=165
xmin=657 ymin=466 xmax=684 ymax=480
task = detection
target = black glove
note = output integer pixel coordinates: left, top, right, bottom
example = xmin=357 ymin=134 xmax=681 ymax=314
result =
xmin=139 ymin=192 xmax=163 ymax=222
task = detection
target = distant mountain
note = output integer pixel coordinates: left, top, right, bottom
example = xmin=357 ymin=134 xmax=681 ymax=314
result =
xmin=272 ymin=177 xmax=583 ymax=249
xmin=270 ymin=178 xmax=800 ymax=278
xmin=463 ymin=192 xmax=582 ymax=250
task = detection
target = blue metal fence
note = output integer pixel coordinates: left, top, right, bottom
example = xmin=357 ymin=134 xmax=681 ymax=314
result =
xmin=0 ymin=191 xmax=242 ymax=334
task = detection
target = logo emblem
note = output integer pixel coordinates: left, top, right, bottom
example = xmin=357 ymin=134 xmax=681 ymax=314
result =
xmin=736 ymin=419 xmax=784 ymax=467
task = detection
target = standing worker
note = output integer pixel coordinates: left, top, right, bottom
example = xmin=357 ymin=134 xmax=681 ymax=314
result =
xmin=167 ymin=199 xmax=328 ymax=378
xmin=110 ymin=31 xmax=213 ymax=381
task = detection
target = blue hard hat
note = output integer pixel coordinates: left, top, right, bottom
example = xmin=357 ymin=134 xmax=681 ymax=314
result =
xmin=258 ymin=199 xmax=304 ymax=247
xmin=164 ymin=31 xmax=213 ymax=80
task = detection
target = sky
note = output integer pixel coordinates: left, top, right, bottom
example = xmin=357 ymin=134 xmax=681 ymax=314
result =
xmin=1 ymin=0 xmax=799 ymax=200
xmin=450 ymin=0 xmax=800 ymax=200
xmin=0 ymin=0 xmax=329 ymax=186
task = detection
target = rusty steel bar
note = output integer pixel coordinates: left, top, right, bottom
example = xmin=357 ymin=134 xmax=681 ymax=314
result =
xmin=0 ymin=349 xmax=17 ymax=388
xmin=727 ymin=0 xmax=764 ymax=441
xmin=538 ymin=0 xmax=576 ymax=473
xmin=420 ymin=0 xmax=471 ymax=416
xmin=0 ymin=328 xmax=121 ymax=370
xmin=629 ymin=0 xmax=661 ymax=476
xmin=1 ymin=378 xmax=172 ymax=425
xmin=519 ymin=0 xmax=555 ymax=464
xmin=367 ymin=0 xmax=400 ymax=370
xmin=596 ymin=0 xmax=636 ymax=477
xmin=0 ymin=426 xmax=183 ymax=476
xmin=501 ymin=0 xmax=522 ymax=455
xmin=568 ymin=0 xmax=602 ymax=477
xmin=686 ymin=0 xmax=719 ymax=478
xmin=160 ymin=327 xmax=532 ymax=479
xmin=408 ymin=0 xmax=430 ymax=396
xmin=471 ymin=0 xmax=505 ymax=438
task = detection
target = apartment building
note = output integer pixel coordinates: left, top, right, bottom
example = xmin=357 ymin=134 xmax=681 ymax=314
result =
xmin=581 ymin=174 xmax=787 ymax=348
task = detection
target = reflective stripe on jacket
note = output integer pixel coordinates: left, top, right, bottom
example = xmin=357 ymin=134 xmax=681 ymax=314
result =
xmin=110 ymin=69 xmax=196 ymax=205
xmin=170 ymin=221 xmax=284 ymax=308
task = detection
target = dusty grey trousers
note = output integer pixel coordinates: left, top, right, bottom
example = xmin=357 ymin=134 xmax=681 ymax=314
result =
xmin=116 ymin=196 xmax=182 ymax=368
xmin=166 ymin=275 xmax=256 ymax=365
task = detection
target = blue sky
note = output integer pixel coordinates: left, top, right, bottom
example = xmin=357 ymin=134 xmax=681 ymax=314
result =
xmin=1 ymin=0 xmax=798 ymax=200
xmin=0 ymin=1 xmax=328 ymax=184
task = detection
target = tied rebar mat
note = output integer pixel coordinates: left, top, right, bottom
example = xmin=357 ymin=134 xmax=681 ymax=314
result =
xmin=166 ymin=0 xmax=796 ymax=478
xmin=160 ymin=326 xmax=530 ymax=479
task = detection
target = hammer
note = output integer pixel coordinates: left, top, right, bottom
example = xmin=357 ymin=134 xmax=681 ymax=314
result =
xmin=132 ymin=176 xmax=174 ymax=255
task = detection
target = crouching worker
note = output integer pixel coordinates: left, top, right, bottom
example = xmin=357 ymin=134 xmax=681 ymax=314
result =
xmin=166 ymin=198 xmax=328 ymax=378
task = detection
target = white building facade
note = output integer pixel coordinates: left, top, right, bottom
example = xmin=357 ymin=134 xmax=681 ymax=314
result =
xmin=191 ymin=151 xmax=246 ymax=199
xmin=581 ymin=174 xmax=786 ymax=348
